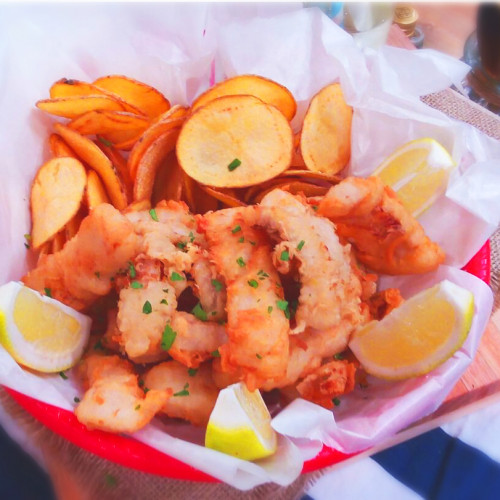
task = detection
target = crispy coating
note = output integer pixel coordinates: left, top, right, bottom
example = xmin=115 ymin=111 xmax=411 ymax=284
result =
xmin=318 ymin=176 xmax=445 ymax=275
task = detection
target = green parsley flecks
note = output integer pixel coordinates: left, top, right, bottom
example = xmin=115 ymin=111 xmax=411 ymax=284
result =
xmin=161 ymin=324 xmax=177 ymax=350
xmin=256 ymin=353 xmax=263 ymax=359
xmin=267 ymin=306 xmax=273 ymax=314
xmin=44 ymin=287 xmax=52 ymax=298
xmin=211 ymin=279 xmax=223 ymax=292
xmin=142 ymin=300 xmax=152 ymax=314
xmin=297 ymin=240 xmax=305 ymax=251
xmin=173 ymin=383 xmax=190 ymax=397
xmin=94 ymin=271 xmax=101 ymax=279
xmin=333 ymin=397 xmax=341 ymax=407
xmin=191 ymin=302 xmax=208 ymax=322
xmin=128 ymin=261 xmax=136 ymax=278
xmin=238 ymin=236 xmax=244 ymax=243
xmin=59 ymin=371 xmax=68 ymax=380
xmin=188 ymin=368 xmax=198 ymax=377
xmin=227 ymin=158 xmax=241 ymax=171
xmin=160 ymin=299 xmax=168 ymax=305
xmin=231 ymin=225 xmax=241 ymax=234
xmin=247 ymin=279 xmax=258 ymax=288
xmin=236 ymin=257 xmax=245 ymax=267
xmin=170 ymin=271 xmax=185 ymax=281
xmin=176 ymin=241 xmax=187 ymax=251
xmin=280 ymin=250 xmax=290 ymax=261
xmin=211 ymin=349 xmax=221 ymax=358
xmin=149 ymin=208 xmax=159 ymax=221
xmin=130 ymin=281 xmax=143 ymax=289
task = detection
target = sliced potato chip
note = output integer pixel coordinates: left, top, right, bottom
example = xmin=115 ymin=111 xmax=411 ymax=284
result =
xmin=48 ymin=134 xmax=78 ymax=159
xmin=37 ymin=95 xmax=126 ymax=119
xmin=133 ymin=127 xmax=181 ymax=202
xmin=86 ymin=170 xmax=110 ymax=210
xmin=30 ymin=157 xmax=87 ymax=249
xmin=111 ymin=134 xmax=143 ymax=151
xmin=96 ymin=140 xmax=133 ymax=201
xmin=93 ymin=75 xmax=170 ymax=119
xmin=68 ymin=110 xmax=149 ymax=138
xmin=300 ymin=83 xmax=352 ymax=175
xmin=125 ymin=199 xmax=152 ymax=212
xmin=192 ymin=75 xmax=297 ymax=121
xmin=199 ymin=185 xmax=246 ymax=208
xmin=54 ymin=123 xmax=128 ymax=210
xmin=65 ymin=208 xmax=86 ymax=241
xmin=128 ymin=106 xmax=188 ymax=180
xmin=177 ymin=95 xmax=293 ymax=188
xmin=152 ymin=151 xmax=184 ymax=206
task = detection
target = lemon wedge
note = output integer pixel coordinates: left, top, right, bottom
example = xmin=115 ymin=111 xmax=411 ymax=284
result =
xmin=373 ymin=138 xmax=455 ymax=217
xmin=205 ymin=382 xmax=277 ymax=461
xmin=349 ymin=280 xmax=474 ymax=380
xmin=0 ymin=281 xmax=91 ymax=373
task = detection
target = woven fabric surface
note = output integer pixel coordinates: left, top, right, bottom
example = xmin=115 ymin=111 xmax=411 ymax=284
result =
xmin=1 ymin=89 xmax=499 ymax=500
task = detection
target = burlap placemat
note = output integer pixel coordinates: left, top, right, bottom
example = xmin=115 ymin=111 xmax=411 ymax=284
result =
xmin=1 ymin=88 xmax=499 ymax=500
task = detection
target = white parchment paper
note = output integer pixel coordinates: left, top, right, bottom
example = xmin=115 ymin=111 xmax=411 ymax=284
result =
xmin=0 ymin=3 xmax=499 ymax=490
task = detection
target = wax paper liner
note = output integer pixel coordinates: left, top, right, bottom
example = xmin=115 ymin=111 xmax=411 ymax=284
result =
xmin=0 ymin=3 xmax=499 ymax=490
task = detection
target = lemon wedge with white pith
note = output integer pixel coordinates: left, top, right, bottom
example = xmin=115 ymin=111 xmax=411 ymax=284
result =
xmin=373 ymin=138 xmax=455 ymax=217
xmin=0 ymin=282 xmax=91 ymax=373
xmin=205 ymin=382 xmax=277 ymax=461
xmin=349 ymin=280 xmax=474 ymax=381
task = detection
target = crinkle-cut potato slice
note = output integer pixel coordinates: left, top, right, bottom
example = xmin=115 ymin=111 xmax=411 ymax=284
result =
xmin=68 ymin=110 xmax=149 ymax=137
xmin=48 ymin=134 xmax=78 ymax=159
xmin=30 ymin=157 xmax=86 ymax=249
xmin=96 ymin=140 xmax=133 ymax=201
xmin=93 ymin=75 xmax=171 ymax=119
xmin=54 ymin=123 xmax=128 ymax=210
xmin=177 ymin=95 xmax=293 ymax=188
xmin=200 ymin=185 xmax=247 ymax=208
xmin=85 ymin=170 xmax=110 ymax=210
xmin=152 ymin=151 xmax=183 ymax=205
xmin=300 ymin=83 xmax=352 ymax=175
xmin=36 ymin=95 xmax=127 ymax=119
xmin=49 ymin=78 xmax=144 ymax=116
xmin=192 ymin=74 xmax=297 ymax=121
xmin=128 ymin=105 xmax=188 ymax=180
xmin=133 ymin=127 xmax=181 ymax=202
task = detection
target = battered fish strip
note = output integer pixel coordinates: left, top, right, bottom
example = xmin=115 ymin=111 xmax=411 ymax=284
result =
xmin=202 ymin=210 xmax=289 ymax=391
xmin=318 ymin=176 xmax=445 ymax=275
xmin=23 ymin=204 xmax=139 ymax=311
xmin=75 ymin=354 xmax=169 ymax=433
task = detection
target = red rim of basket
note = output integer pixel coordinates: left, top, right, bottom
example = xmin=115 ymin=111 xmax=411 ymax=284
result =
xmin=4 ymin=241 xmax=491 ymax=482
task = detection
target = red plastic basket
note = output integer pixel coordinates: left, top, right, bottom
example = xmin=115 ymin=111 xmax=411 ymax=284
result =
xmin=5 ymin=241 xmax=491 ymax=481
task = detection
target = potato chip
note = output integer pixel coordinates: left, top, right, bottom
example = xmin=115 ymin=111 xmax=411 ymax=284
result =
xmin=37 ymin=95 xmax=126 ymax=119
xmin=93 ymin=75 xmax=170 ymax=119
xmin=96 ymin=140 xmax=133 ymax=201
xmin=48 ymin=134 xmax=78 ymax=159
xmin=300 ymin=83 xmax=352 ymax=174
xmin=111 ymin=134 xmax=143 ymax=151
xmin=68 ymin=110 xmax=149 ymax=138
xmin=200 ymin=186 xmax=246 ymax=208
xmin=54 ymin=123 xmax=128 ymax=210
xmin=65 ymin=209 xmax=86 ymax=241
xmin=125 ymin=199 xmax=151 ymax=213
xmin=152 ymin=151 xmax=184 ymax=206
xmin=30 ymin=157 xmax=87 ymax=249
xmin=85 ymin=170 xmax=110 ymax=210
xmin=177 ymin=95 xmax=293 ymax=188
xmin=133 ymin=127 xmax=181 ymax=202
xmin=128 ymin=105 xmax=188 ymax=180
xmin=192 ymin=75 xmax=297 ymax=121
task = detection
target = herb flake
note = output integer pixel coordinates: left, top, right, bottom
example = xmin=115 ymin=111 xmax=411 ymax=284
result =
xmin=173 ymin=383 xmax=190 ymax=397
xmin=44 ymin=287 xmax=52 ymax=298
xmin=59 ymin=371 xmax=68 ymax=380
xmin=142 ymin=300 xmax=152 ymax=314
xmin=236 ymin=257 xmax=245 ymax=268
xmin=247 ymin=279 xmax=258 ymax=288
xmin=211 ymin=349 xmax=221 ymax=358
xmin=297 ymin=240 xmax=305 ymax=251
xmin=188 ymin=368 xmax=198 ymax=377
xmin=149 ymin=208 xmax=159 ymax=221
xmin=231 ymin=225 xmax=241 ymax=234
xmin=227 ymin=158 xmax=241 ymax=171
xmin=333 ymin=397 xmax=341 ymax=407
xmin=211 ymin=279 xmax=223 ymax=292
xmin=191 ymin=302 xmax=208 ymax=322
xmin=161 ymin=324 xmax=177 ymax=351
xmin=280 ymin=250 xmax=290 ymax=261
xmin=170 ymin=271 xmax=185 ymax=282
xmin=130 ymin=281 xmax=143 ymax=289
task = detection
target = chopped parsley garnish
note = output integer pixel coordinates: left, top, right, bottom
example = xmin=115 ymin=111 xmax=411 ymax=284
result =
xmin=160 ymin=324 xmax=177 ymax=350
xmin=249 ymin=240 xmax=256 ymax=246
xmin=24 ymin=242 xmax=29 ymax=249
xmin=74 ymin=397 xmax=80 ymax=403
xmin=98 ymin=136 xmax=113 ymax=147
xmin=332 ymin=397 xmax=341 ymax=406
xmin=236 ymin=257 xmax=245 ymax=267
xmin=231 ymin=225 xmax=241 ymax=234
xmin=280 ymin=250 xmax=290 ymax=261
xmin=312 ymin=205 xmax=318 ymax=211
xmin=211 ymin=349 xmax=221 ymax=358
xmin=238 ymin=236 xmax=244 ymax=243
xmin=334 ymin=353 xmax=344 ymax=360
xmin=135 ymin=404 xmax=141 ymax=411
xmin=44 ymin=287 xmax=52 ymax=298
xmin=174 ymin=383 xmax=190 ymax=397
xmin=267 ymin=306 xmax=273 ymax=314
xmin=94 ymin=271 xmax=101 ymax=279
xmin=149 ymin=208 xmax=159 ymax=221
xmin=189 ymin=231 xmax=195 ymax=243
xmin=160 ymin=299 xmax=168 ymax=305
xmin=138 ymin=379 xmax=145 ymax=387
xmin=257 ymin=270 xmax=269 ymax=279
xmin=227 ymin=158 xmax=241 ymax=171
xmin=128 ymin=261 xmax=136 ymax=278
xmin=191 ymin=302 xmax=208 ymax=322
xmin=93 ymin=339 xmax=105 ymax=351
xmin=143 ymin=387 xmax=150 ymax=394
xmin=176 ymin=241 xmax=187 ymax=251
xmin=170 ymin=271 xmax=185 ymax=281
xmin=276 ymin=299 xmax=290 ymax=319
xmin=59 ymin=371 xmax=68 ymax=380
xmin=24 ymin=234 xmax=31 ymax=249
xmin=130 ymin=281 xmax=143 ymax=289
xmin=247 ymin=279 xmax=258 ymax=288
xmin=256 ymin=353 xmax=263 ymax=359
xmin=163 ymin=288 xmax=169 ymax=293
xmin=188 ymin=368 xmax=198 ymax=377
xmin=297 ymin=240 xmax=305 ymax=251
xmin=142 ymin=300 xmax=152 ymax=314
xmin=211 ymin=279 xmax=223 ymax=292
